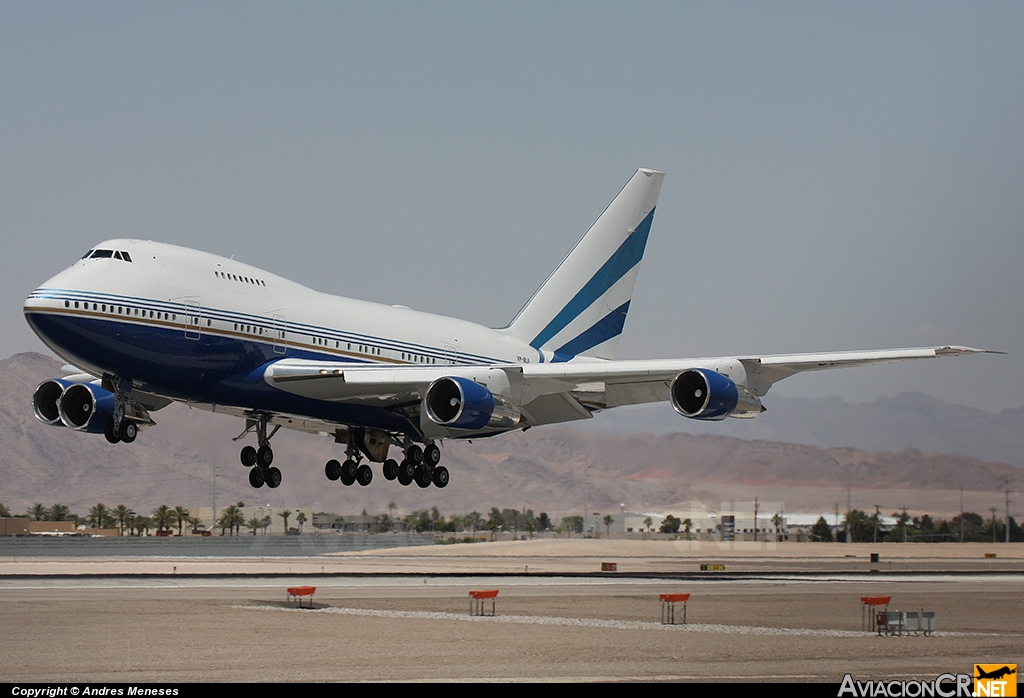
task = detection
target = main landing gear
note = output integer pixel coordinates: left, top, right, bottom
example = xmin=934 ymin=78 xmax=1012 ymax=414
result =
xmin=104 ymin=418 xmax=138 ymax=444
xmin=323 ymin=440 xmax=449 ymax=489
xmin=238 ymin=416 xmax=282 ymax=489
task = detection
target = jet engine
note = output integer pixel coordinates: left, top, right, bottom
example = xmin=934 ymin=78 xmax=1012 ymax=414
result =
xmin=57 ymin=382 xmax=117 ymax=432
xmin=423 ymin=376 xmax=520 ymax=431
xmin=670 ymin=368 xmax=763 ymax=421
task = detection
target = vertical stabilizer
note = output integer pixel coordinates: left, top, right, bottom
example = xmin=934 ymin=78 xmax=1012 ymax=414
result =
xmin=505 ymin=168 xmax=663 ymax=362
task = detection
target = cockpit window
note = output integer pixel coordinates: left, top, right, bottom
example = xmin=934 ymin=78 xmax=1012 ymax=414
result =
xmin=81 ymin=250 xmax=94 ymax=259
xmin=85 ymin=249 xmax=132 ymax=262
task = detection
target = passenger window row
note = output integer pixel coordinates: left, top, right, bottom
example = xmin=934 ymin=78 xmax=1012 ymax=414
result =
xmin=64 ymin=300 xmax=174 ymax=321
xmin=61 ymin=298 xmax=444 ymax=363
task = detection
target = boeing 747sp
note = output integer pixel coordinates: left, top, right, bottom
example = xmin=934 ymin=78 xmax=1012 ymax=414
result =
xmin=24 ymin=169 xmax=994 ymax=490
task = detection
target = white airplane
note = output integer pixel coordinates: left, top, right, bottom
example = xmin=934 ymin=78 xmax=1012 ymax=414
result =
xmin=24 ymin=169 xmax=994 ymax=490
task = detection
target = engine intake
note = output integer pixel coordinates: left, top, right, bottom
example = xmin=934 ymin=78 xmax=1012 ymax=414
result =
xmin=424 ymin=376 xmax=520 ymax=431
xmin=32 ymin=379 xmax=74 ymax=426
xmin=670 ymin=368 xmax=763 ymax=421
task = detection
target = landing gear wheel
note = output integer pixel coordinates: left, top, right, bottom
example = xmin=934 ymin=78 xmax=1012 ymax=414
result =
xmin=264 ymin=467 xmax=282 ymax=489
xmin=119 ymin=420 xmax=138 ymax=443
xmin=249 ymin=467 xmax=265 ymax=488
xmin=431 ymin=465 xmax=449 ymax=488
xmin=340 ymin=459 xmax=357 ymax=486
xmin=356 ymin=464 xmax=373 ymax=486
xmin=414 ymin=464 xmax=432 ymax=488
xmin=407 ymin=445 xmax=424 ymax=464
xmin=104 ymin=420 xmax=121 ymax=444
xmin=424 ymin=443 xmax=441 ymax=467
xmin=241 ymin=446 xmax=257 ymax=468
xmin=397 ymin=461 xmax=413 ymax=486
xmin=325 ymin=459 xmax=341 ymax=481
xmin=383 ymin=459 xmax=398 ymax=481
xmin=400 ymin=459 xmax=417 ymax=480
xmin=257 ymin=445 xmax=274 ymax=467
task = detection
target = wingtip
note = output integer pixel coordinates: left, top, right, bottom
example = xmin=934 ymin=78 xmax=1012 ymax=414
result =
xmin=935 ymin=345 xmax=1006 ymax=356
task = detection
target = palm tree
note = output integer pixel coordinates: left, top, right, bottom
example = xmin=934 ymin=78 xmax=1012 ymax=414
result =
xmin=133 ymin=515 xmax=153 ymax=536
xmin=114 ymin=505 xmax=134 ymax=536
xmin=152 ymin=505 xmax=173 ymax=533
xmin=0 ymin=502 xmax=10 ymax=518
xmin=245 ymin=516 xmax=262 ymax=535
xmin=185 ymin=514 xmax=204 ymax=534
xmin=278 ymin=509 xmax=292 ymax=534
xmin=603 ymin=515 xmax=614 ymax=538
xmin=28 ymin=504 xmax=47 ymax=521
xmin=173 ymin=506 xmax=189 ymax=536
xmin=221 ymin=505 xmax=243 ymax=535
xmin=771 ymin=513 xmax=784 ymax=542
xmin=296 ymin=512 xmax=307 ymax=534
xmin=643 ymin=516 xmax=653 ymax=535
xmin=88 ymin=503 xmax=110 ymax=529
xmin=682 ymin=518 xmax=693 ymax=540
xmin=48 ymin=504 xmax=69 ymax=521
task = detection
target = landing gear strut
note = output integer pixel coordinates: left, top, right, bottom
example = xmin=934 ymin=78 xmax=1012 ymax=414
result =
xmin=237 ymin=416 xmax=281 ymax=489
xmin=103 ymin=375 xmax=146 ymax=445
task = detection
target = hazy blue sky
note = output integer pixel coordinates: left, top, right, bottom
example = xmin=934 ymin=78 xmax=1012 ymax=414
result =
xmin=2 ymin=2 xmax=1021 ymax=410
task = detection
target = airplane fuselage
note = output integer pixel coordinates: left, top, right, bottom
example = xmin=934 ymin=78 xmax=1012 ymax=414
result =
xmin=25 ymin=239 xmax=536 ymax=436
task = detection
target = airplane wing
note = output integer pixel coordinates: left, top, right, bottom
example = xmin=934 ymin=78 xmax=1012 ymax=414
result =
xmin=262 ymin=345 xmax=996 ymax=433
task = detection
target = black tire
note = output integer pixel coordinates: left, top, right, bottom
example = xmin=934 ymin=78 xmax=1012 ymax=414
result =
xmin=241 ymin=446 xmax=257 ymax=468
xmin=119 ymin=420 xmax=138 ymax=443
xmin=424 ymin=443 xmax=441 ymax=467
xmin=249 ymin=467 xmax=265 ymax=488
xmin=383 ymin=459 xmax=398 ymax=481
xmin=414 ymin=465 xmax=431 ymax=488
xmin=400 ymin=459 xmax=417 ymax=480
xmin=397 ymin=464 xmax=413 ymax=486
xmin=325 ymin=459 xmax=341 ymax=481
xmin=356 ymin=464 xmax=372 ymax=486
xmin=407 ymin=445 xmax=424 ymax=464
xmin=104 ymin=420 xmax=121 ymax=444
xmin=340 ymin=459 xmax=357 ymax=486
xmin=257 ymin=445 xmax=274 ymax=467
xmin=431 ymin=465 xmax=449 ymax=488
xmin=265 ymin=467 xmax=282 ymax=489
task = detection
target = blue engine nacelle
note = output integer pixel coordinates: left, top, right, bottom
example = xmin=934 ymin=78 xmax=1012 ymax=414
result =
xmin=670 ymin=368 xmax=763 ymax=421
xmin=424 ymin=376 xmax=520 ymax=431
xmin=57 ymin=382 xmax=117 ymax=433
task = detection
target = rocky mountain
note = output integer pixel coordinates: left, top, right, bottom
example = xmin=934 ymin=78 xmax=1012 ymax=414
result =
xmin=1 ymin=352 xmax=1019 ymax=520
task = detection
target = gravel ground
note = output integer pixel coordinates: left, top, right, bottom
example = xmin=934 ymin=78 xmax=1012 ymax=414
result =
xmin=0 ymin=541 xmax=1020 ymax=683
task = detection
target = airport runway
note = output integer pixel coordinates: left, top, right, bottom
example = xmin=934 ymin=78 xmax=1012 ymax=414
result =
xmin=1 ymin=541 xmax=1021 ymax=683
